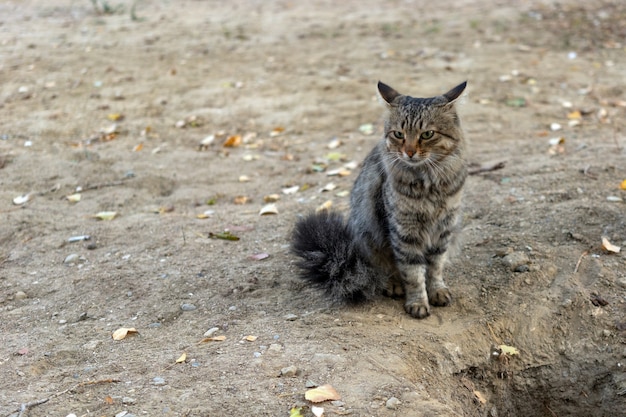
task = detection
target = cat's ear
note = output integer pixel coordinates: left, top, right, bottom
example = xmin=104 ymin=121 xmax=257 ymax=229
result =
xmin=442 ymin=81 xmax=467 ymax=104
xmin=378 ymin=81 xmax=401 ymax=105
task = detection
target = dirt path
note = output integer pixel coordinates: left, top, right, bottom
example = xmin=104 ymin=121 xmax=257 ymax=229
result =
xmin=1 ymin=1 xmax=625 ymax=416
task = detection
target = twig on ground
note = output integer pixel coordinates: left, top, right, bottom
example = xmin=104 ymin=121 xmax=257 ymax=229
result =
xmin=574 ymin=250 xmax=588 ymax=273
xmin=11 ymin=378 xmax=120 ymax=416
xmin=17 ymin=398 xmax=49 ymax=417
xmin=487 ymin=322 xmax=502 ymax=345
xmin=80 ymin=179 xmax=130 ymax=192
xmin=468 ymin=161 xmax=506 ymax=175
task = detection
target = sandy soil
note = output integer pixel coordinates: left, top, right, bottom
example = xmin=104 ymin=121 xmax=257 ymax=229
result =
xmin=1 ymin=1 xmax=625 ymax=416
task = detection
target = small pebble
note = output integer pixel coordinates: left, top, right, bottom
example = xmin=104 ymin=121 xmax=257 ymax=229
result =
xmin=66 ymin=414 xmax=78 ymax=417
xmin=180 ymin=303 xmax=196 ymax=311
xmin=386 ymin=397 xmax=401 ymax=410
xmin=14 ymin=291 xmax=27 ymax=300
xmin=284 ymin=313 xmax=298 ymax=321
xmin=253 ymin=352 xmax=262 ymax=358
xmin=268 ymin=343 xmax=282 ymax=353
xmin=122 ymin=397 xmax=136 ymax=405
xmin=502 ymin=252 xmax=530 ymax=271
xmin=280 ymin=365 xmax=298 ymax=377
xmin=331 ymin=400 xmax=346 ymax=407
xmin=64 ymin=253 xmax=80 ymax=264
xmin=515 ymin=264 xmax=530 ymax=273
xmin=115 ymin=411 xmax=128 ymax=417
xmin=306 ymin=380 xmax=318 ymax=388
xmin=204 ymin=327 xmax=220 ymax=337
xmin=147 ymin=322 xmax=162 ymax=328
xmin=152 ymin=377 xmax=166 ymax=386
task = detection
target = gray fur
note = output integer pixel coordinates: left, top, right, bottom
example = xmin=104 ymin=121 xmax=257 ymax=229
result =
xmin=292 ymin=81 xmax=468 ymax=318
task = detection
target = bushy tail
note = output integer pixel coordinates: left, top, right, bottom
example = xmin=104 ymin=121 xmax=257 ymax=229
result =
xmin=291 ymin=210 xmax=379 ymax=302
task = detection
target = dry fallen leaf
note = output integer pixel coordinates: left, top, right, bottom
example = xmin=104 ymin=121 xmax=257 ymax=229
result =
xmin=259 ymin=203 xmax=278 ymax=215
xmin=176 ymin=352 xmax=187 ymax=363
xmin=566 ymin=110 xmax=582 ymax=120
xmin=94 ymin=211 xmax=118 ymax=221
xmin=201 ymin=335 xmax=226 ymax=342
xmin=498 ymin=344 xmax=519 ymax=356
xmin=601 ymin=237 xmax=621 ymax=253
xmin=620 ymin=179 xmax=626 ymax=190
xmin=112 ymin=327 xmax=138 ymax=340
xmin=133 ymin=143 xmax=144 ymax=152
xmin=263 ymin=194 xmax=280 ymax=202
xmin=107 ymin=113 xmax=124 ymax=121
xmin=223 ymin=134 xmax=242 ymax=147
xmin=305 ymin=384 xmax=341 ymax=403
xmin=270 ymin=126 xmax=285 ymax=137
xmin=316 ymin=200 xmax=332 ymax=212
xmin=12 ymin=194 xmax=30 ymax=205
xmin=282 ymin=186 xmax=300 ymax=195
xmin=104 ymin=395 xmax=115 ymax=404
xmin=473 ymin=390 xmax=487 ymax=405
xmin=66 ymin=193 xmax=81 ymax=203
xmin=244 ymin=335 xmax=258 ymax=342
xmin=234 ymin=196 xmax=250 ymax=205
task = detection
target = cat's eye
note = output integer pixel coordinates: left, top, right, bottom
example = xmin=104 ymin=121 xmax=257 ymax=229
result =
xmin=391 ymin=131 xmax=405 ymax=140
xmin=420 ymin=130 xmax=435 ymax=140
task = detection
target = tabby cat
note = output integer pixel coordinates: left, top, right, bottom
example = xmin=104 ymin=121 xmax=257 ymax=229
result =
xmin=291 ymin=80 xmax=468 ymax=319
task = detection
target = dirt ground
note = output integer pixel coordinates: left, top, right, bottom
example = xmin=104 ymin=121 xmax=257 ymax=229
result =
xmin=1 ymin=0 xmax=625 ymax=416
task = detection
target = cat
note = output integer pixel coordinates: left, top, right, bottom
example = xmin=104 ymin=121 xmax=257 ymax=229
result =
xmin=291 ymin=80 xmax=468 ymax=319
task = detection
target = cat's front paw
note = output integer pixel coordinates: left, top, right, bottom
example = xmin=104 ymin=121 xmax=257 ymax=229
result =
xmin=429 ymin=287 xmax=452 ymax=307
xmin=404 ymin=300 xmax=431 ymax=319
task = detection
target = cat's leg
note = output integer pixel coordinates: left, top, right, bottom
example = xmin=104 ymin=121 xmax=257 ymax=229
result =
xmin=426 ymin=252 xmax=452 ymax=307
xmin=397 ymin=263 xmax=430 ymax=318
xmin=382 ymin=273 xmax=404 ymax=298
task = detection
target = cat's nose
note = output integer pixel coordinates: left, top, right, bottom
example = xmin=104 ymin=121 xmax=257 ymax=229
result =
xmin=405 ymin=149 xmax=415 ymax=158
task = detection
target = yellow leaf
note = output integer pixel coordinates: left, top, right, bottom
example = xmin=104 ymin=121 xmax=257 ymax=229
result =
xmin=244 ymin=335 xmax=257 ymax=342
xmin=201 ymin=335 xmax=226 ymax=342
xmin=176 ymin=352 xmax=187 ymax=363
xmin=498 ymin=344 xmax=519 ymax=356
xmin=270 ymin=126 xmax=285 ymax=137
xmin=289 ymin=407 xmax=305 ymax=417
xmin=316 ymin=200 xmax=332 ymax=213
xmin=112 ymin=327 xmax=138 ymax=341
xmin=107 ymin=113 xmax=124 ymax=121
xmin=223 ymin=134 xmax=242 ymax=147
xmin=94 ymin=211 xmax=118 ymax=221
xmin=620 ymin=179 xmax=626 ymax=190
xmin=601 ymin=237 xmax=621 ymax=253
xmin=66 ymin=193 xmax=81 ymax=203
xmin=566 ymin=110 xmax=581 ymax=120
xmin=305 ymin=384 xmax=341 ymax=403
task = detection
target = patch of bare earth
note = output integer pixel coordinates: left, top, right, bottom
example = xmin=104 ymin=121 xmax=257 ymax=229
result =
xmin=1 ymin=1 xmax=624 ymax=416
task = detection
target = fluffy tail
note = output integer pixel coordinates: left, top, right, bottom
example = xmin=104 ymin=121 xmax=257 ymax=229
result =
xmin=291 ymin=210 xmax=378 ymax=302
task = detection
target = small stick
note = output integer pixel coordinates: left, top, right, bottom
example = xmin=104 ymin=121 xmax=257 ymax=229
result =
xmin=487 ymin=322 xmax=502 ymax=345
xmin=468 ymin=161 xmax=506 ymax=175
xmin=574 ymin=250 xmax=588 ymax=273
xmin=17 ymin=398 xmax=49 ymax=417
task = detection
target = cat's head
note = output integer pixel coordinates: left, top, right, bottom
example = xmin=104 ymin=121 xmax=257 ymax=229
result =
xmin=378 ymin=81 xmax=466 ymax=167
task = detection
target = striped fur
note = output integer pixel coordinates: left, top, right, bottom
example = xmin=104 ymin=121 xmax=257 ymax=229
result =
xmin=292 ymin=81 xmax=467 ymax=318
